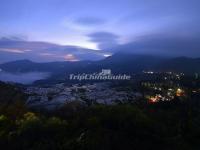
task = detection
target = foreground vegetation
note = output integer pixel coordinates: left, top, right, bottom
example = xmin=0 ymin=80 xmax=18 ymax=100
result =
xmin=1 ymin=99 xmax=200 ymax=150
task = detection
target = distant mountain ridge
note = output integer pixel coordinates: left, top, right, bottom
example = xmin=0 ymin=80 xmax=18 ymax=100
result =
xmin=156 ymin=57 xmax=200 ymax=74
xmin=0 ymin=53 xmax=199 ymax=83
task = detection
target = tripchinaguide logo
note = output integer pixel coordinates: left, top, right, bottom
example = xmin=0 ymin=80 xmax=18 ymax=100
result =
xmin=69 ymin=69 xmax=131 ymax=81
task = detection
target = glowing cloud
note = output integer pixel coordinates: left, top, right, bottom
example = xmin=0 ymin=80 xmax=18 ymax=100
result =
xmin=63 ymin=54 xmax=78 ymax=61
xmin=0 ymin=48 xmax=32 ymax=54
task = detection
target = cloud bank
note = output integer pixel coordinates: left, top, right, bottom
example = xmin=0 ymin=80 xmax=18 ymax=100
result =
xmin=0 ymin=37 xmax=108 ymax=63
xmin=110 ymin=33 xmax=200 ymax=57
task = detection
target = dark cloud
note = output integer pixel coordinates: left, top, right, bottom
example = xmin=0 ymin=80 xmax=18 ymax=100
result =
xmin=112 ymin=33 xmax=200 ymax=57
xmin=0 ymin=35 xmax=27 ymax=41
xmin=75 ymin=17 xmax=106 ymax=26
xmin=0 ymin=36 xmax=58 ymax=49
xmin=0 ymin=37 xmax=107 ymax=63
xmin=88 ymin=32 xmax=120 ymax=49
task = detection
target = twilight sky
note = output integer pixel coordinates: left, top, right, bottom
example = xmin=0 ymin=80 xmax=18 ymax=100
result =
xmin=0 ymin=0 xmax=200 ymax=62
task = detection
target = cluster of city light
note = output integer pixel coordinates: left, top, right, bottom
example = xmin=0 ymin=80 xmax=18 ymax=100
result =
xmin=148 ymin=88 xmax=185 ymax=103
xmin=176 ymin=88 xmax=185 ymax=97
